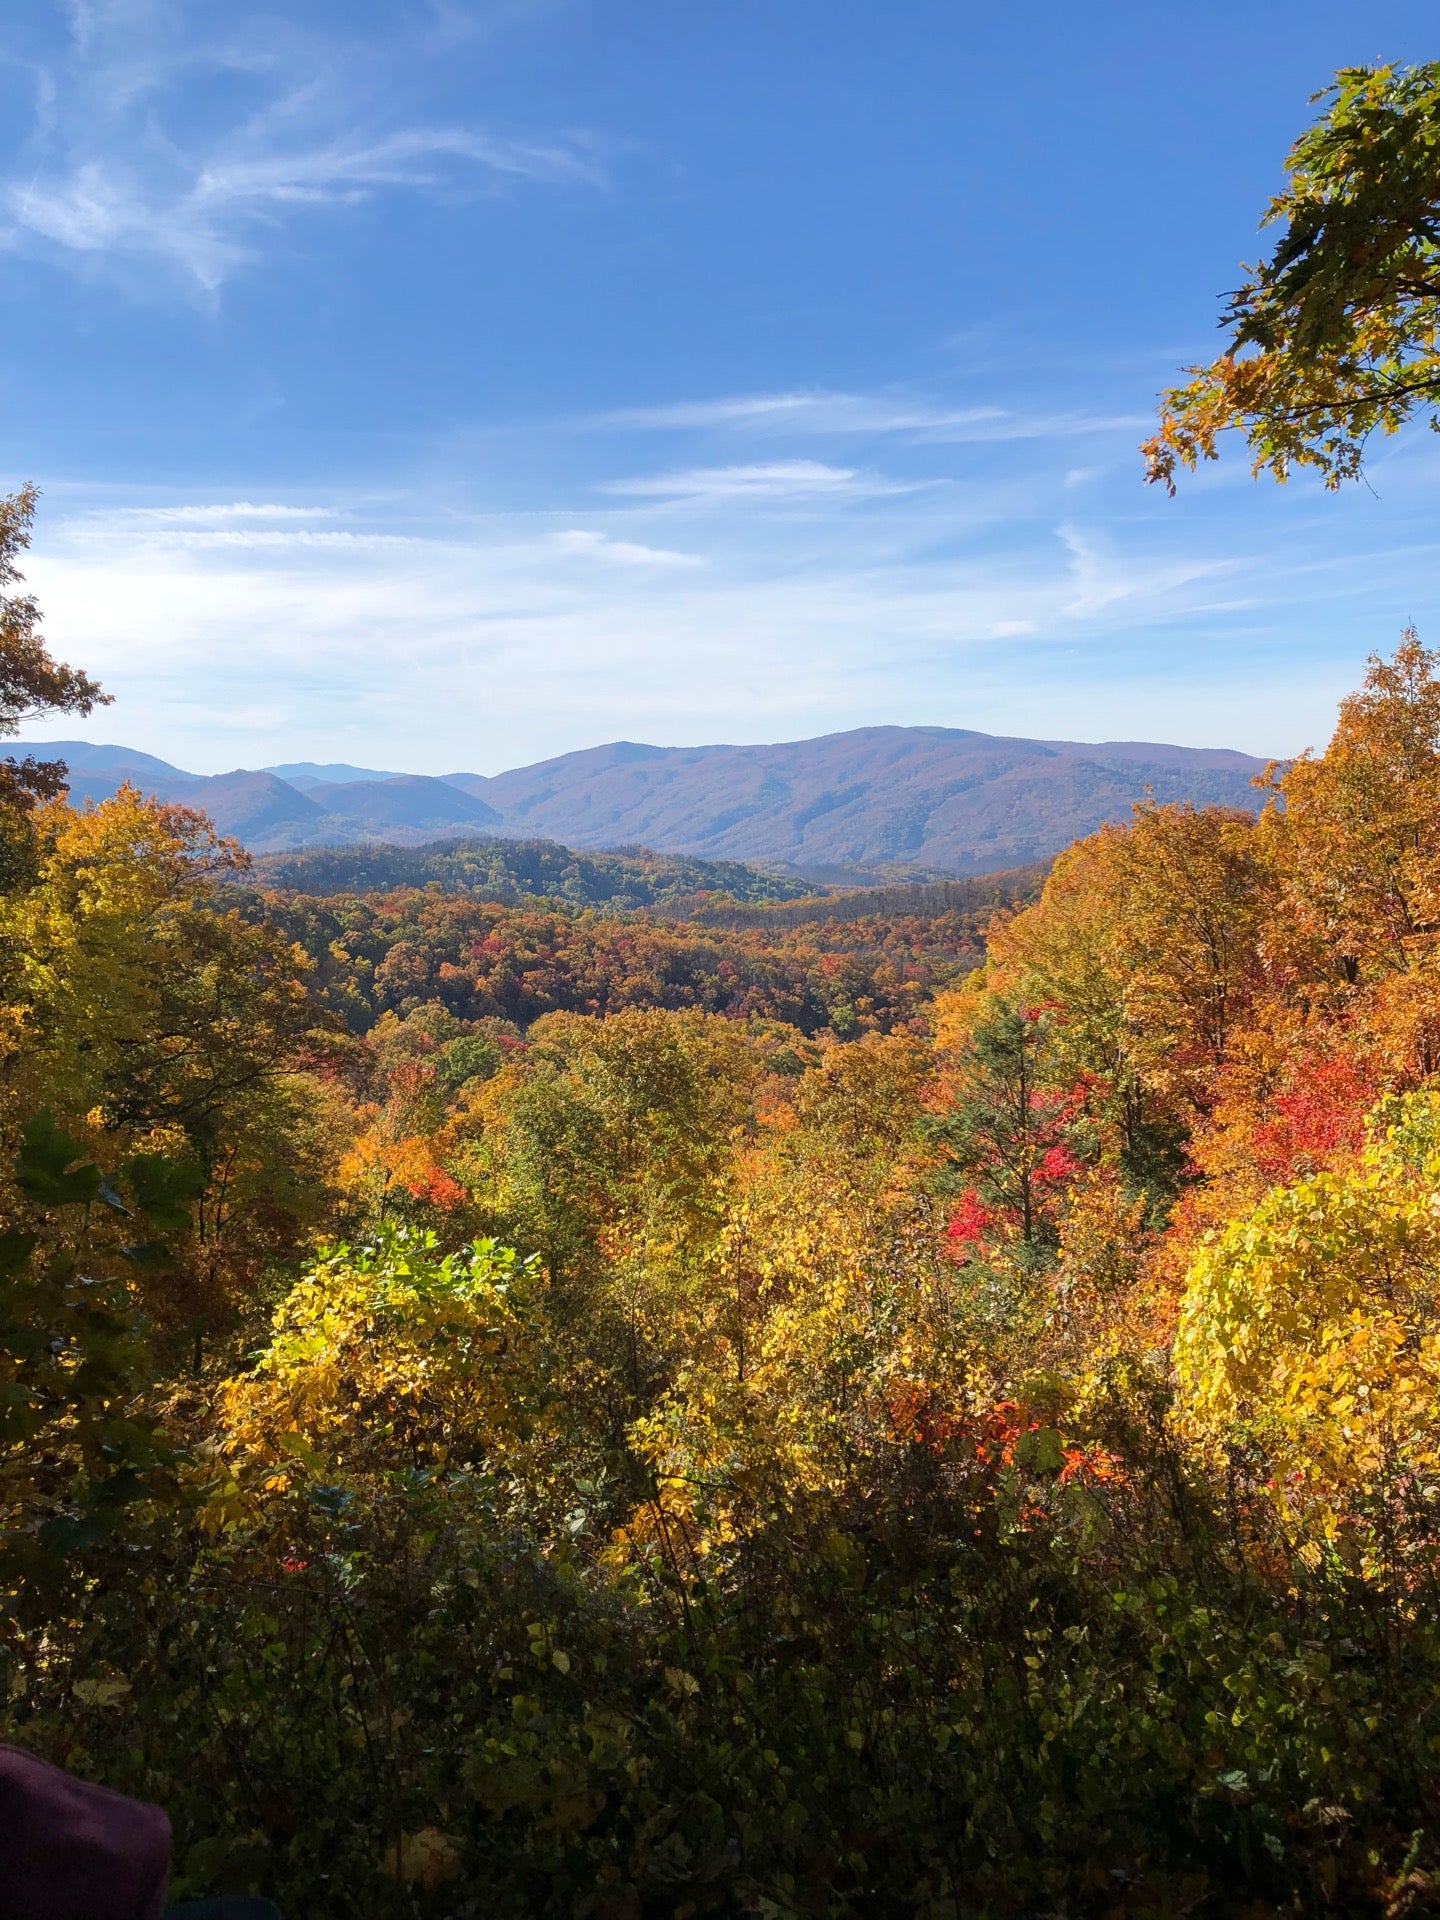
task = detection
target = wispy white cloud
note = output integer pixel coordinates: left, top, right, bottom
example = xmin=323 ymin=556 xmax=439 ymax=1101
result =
xmin=595 ymin=388 xmax=1146 ymax=443
xmin=601 ymin=460 xmax=920 ymax=503
xmin=68 ymin=507 xmax=420 ymax=550
xmin=2 ymin=5 xmax=602 ymax=288
xmin=1058 ymin=523 xmax=1229 ymax=619
xmin=107 ymin=501 xmax=336 ymax=525
xmin=106 ymin=529 xmax=425 ymax=550
xmin=596 ymin=392 xmax=887 ymax=431
xmin=551 ymin=529 xmax=702 ymax=567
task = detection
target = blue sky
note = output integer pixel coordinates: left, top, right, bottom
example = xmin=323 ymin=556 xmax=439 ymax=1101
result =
xmin=5 ymin=0 xmax=1440 ymax=775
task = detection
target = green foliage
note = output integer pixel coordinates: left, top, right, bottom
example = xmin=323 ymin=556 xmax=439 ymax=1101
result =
xmin=0 ymin=485 xmax=109 ymax=813
xmin=13 ymin=1319 xmax=1440 ymax=1916
xmin=248 ymin=836 xmax=814 ymax=909
xmin=0 ymin=482 xmax=109 ymax=887
xmin=439 ymin=1031 xmax=503 ymax=1089
xmin=461 ymin=1010 xmax=759 ymax=1447
xmin=0 ymin=1111 xmax=195 ymax=1613
xmin=932 ymin=997 xmax=1082 ymax=1251
xmin=683 ymin=866 xmax=1044 ymax=930
xmin=1144 ymin=62 xmax=1440 ymax=489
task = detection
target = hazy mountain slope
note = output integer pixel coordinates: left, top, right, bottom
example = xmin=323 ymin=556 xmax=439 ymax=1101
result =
xmin=447 ymin=727 xmax=1270 ymax=874
xmin=26 ymin=750 xmax=492 ymax=849
xmin=265 ymin=761 xmax=404 ymax=788
xmin=13 ymin=726 xmax=1272 ymax=873
xmin=307 ymin=776 xmax=503 ymax=836
xmin=56 ymin=760 xmax=329 ymax=842
xmin=21 ymin=740 xmax=185 ymax=778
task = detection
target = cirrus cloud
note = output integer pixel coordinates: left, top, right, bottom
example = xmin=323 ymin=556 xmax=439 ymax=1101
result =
xmin=2 ymin=4 xmax=605 ymax=290
xmin=601 ymin=460 xmax=921 ymax=503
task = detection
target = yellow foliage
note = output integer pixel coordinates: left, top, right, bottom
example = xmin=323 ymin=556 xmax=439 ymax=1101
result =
xmin=1175 ymin=1093 xmax=1440 ymax=1501
xmin=1367 ymin=960 xmax=1440 ymax=1082
xmin=928 ymin=973 xmax=989 ymax=1052
xmin=626 ymin=1034 xmax=961 ymax=1552
xmin=217 ymin=1231 xmax=556 ymax=1499
xmin=0 ymin=788 xmax=334 ymax=1318
xmin=1057 ymin=1169 xmax=1150 ymax=1299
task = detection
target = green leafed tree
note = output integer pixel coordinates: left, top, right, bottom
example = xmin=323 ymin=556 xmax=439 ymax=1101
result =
xmin=1 ymin=1112 xmax=196 ymax=1614
xmin=933 ymin=996 xmax=1082 ymax=1255
xmin=0 ymin=485 xmax=110 ymax=807
xmin=1143 ymin=63 xmax=1440 ymax=490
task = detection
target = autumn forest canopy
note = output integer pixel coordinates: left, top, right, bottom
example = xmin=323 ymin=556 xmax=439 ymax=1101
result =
xmin=15 ymin=57 xmax=1440 ymax=1920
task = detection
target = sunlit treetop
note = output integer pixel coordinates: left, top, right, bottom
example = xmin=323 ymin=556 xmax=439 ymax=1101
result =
xmin=1143 ymin=63 xmax=1440 ymax=492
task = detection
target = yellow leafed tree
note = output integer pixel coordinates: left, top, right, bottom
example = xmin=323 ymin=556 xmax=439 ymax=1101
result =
xmin=1175 ymin=1092 xmax=1440 ymax=1509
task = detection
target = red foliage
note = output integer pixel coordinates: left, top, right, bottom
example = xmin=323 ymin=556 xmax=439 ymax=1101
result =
xmin=881 ymin=1386 xmax=1127 ymax=1492
xmin=404 ymin=1168 xmax=468 ymax=1211
xmin=941 ymin=1120 xmax=1081 ymax=1261
xmin=1249 ymin=1045 xmax=1378 ymax=1183
xmin=1057 ymin=1444 xmax=1124 ymax=1487
xmin=882 ymin=1388 xmax=1023 ymax=1464
xmin=1037 ymin=1144 xmax=1081 ymax=1186
xmin=944 ymin=1190 xmax=996 ymax=1255
xmin=883 ymin=1383 xmax=967 ymax=1451
xmin=389 ymin=1059 xmax=437 ymax=1101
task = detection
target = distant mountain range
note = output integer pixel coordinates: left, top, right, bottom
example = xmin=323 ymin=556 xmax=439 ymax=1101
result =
xmin=10 ymin=728 xmax=1272 ymax=878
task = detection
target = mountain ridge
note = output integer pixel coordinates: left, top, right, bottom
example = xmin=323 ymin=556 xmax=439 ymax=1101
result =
xmin=9 ymin=725 xmax=1272 ymax=877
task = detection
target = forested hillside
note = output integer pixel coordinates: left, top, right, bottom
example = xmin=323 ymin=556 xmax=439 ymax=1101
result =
xmin=233 ymin=888 xmax=998 ymax=1039
xmin=247 ymin=837 xmax=818 ymax=908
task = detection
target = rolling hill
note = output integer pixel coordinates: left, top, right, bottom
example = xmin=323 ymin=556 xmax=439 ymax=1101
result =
xmin=10 ymin=726 xmax=1272 ymax=877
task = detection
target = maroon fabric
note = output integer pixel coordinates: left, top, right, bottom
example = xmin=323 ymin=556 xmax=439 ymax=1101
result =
xmin=0 ymin=1743 xmax=171 ymax=1920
